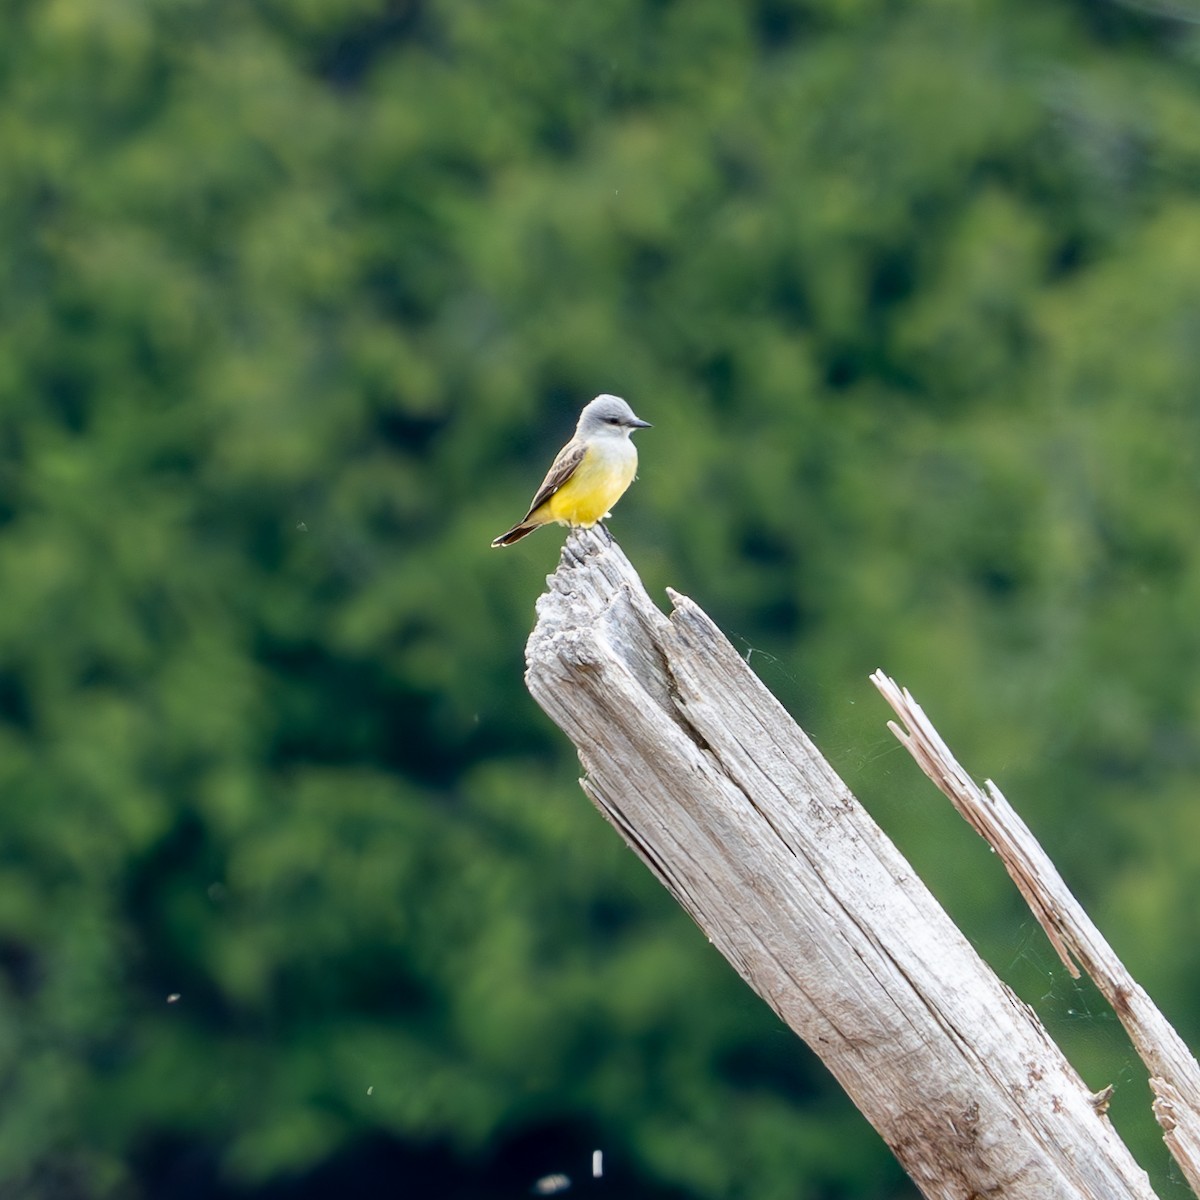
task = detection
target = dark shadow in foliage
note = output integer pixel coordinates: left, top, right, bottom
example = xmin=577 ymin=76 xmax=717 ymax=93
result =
xmin=0 ymin=936 xmax=41 ymax=1001
xmin=713 ymin=1035 xmax=825 ymax=1107
xmin=0 ymin=669 xmax=33 ymax=730
xmin=259 ymin=637 xmax=560 ymax=786
xmin=136 ymin=1125 xmax=697 ymax=1200
xmin=753 ymin=0 xmax=822 ymax=50
xmin=122 ymin=809 xmax=238 ymax=1027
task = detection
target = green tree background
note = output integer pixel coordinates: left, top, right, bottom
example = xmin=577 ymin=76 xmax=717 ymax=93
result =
xmin=3 ymin=0 xmax=1200 ymax=1196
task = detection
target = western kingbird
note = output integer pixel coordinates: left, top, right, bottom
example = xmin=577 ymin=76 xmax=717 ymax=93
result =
xmin=491 ymin=394 xmax=651 ymax=547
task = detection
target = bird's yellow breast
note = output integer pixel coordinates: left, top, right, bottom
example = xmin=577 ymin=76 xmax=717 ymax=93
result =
xmin=542 ymin=444 xmax=637 ymax=527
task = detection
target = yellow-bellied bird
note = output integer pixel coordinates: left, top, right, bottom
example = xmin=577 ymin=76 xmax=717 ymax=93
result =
xmin=491 ymin=394 xmax=651 ymax=547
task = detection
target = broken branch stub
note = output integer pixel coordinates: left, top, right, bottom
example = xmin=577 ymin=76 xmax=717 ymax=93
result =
xmin=524 ymin=528 xmax=1156 ymax=1200
xmin=873 ymin=671 xmax=1200 ymax=1197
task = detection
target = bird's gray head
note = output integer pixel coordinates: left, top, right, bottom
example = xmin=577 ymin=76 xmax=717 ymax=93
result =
xmin=576 ymin=394 xmax=652 ymax=438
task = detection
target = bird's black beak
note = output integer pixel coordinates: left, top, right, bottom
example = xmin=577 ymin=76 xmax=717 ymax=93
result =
xmin=628 ymin=417 xmax=652 ymax=429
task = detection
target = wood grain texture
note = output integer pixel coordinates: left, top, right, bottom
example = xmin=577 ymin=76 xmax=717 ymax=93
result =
xmin=875 ymin=672 xmax=1200 ymax=1197
xmin=525 ymin=527 xmax=1159 ymax=1200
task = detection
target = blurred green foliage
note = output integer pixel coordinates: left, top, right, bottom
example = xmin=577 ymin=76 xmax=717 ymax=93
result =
xmin=3 ymin=0 xmax=1200 ymax=1196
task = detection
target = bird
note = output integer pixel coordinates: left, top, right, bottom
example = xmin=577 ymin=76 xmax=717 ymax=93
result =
xmin=491 ymin=394 xmax=651 ymax=547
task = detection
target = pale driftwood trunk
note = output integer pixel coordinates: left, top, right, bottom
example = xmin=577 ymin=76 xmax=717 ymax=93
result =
xmin=524 ymin=528 xmax=1161 ymax=1200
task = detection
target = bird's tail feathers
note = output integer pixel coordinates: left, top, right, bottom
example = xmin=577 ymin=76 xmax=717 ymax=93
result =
xmin=490 ymin=521 xmax=540 ymax=548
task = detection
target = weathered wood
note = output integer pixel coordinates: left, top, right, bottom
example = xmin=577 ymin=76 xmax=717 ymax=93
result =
xmin=874 ymin=672 xmax=1200 ymax=1196
xmin=525 ymin=528 xmax=1159 ymax=1200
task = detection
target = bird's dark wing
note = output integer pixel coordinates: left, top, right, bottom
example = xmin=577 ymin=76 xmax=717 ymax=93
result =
xmin=521 ymin=440 xmax=586 ymax=519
